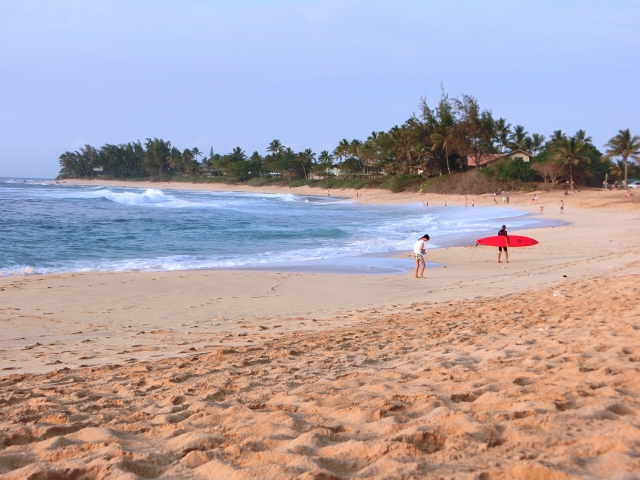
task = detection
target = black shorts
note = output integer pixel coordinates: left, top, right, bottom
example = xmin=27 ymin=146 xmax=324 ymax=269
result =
xmin=499 ymin=246 xmax=508 ymax=251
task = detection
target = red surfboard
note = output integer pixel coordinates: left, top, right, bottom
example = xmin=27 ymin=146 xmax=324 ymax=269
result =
xmin=476 ymin=235 xmax=538 ymax=247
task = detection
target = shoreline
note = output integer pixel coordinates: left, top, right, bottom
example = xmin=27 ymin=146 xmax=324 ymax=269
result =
xmin=2 ymin=197 xmax=639 ymax=375
xmin=0 ymin=210 xmax=561 ymax=278
xmin=58 ymin=177 xmax=640 ymax=209
xmin=3 ymin=179 xmax=564 ymax=278
xmin=2 ymin=182 xmax=640 ymax=478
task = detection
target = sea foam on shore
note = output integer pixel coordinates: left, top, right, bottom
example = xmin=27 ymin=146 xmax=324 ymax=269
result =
xmin=1 ymin=181 xmax=539 ymax=276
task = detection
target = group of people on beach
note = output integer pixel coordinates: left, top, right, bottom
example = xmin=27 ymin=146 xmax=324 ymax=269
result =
xmin=412 ymin=194 xmax=570 ymax=277
xmin=413 ymin=224 xmax=510 ymax=278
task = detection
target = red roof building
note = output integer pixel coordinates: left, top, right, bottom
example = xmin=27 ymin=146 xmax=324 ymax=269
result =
xmin=467 ymin=149 xmax=533 ymax=168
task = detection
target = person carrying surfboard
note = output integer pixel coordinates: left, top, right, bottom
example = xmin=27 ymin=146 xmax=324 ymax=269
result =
xmin=498 ymin=225 xmax=509 ymax=263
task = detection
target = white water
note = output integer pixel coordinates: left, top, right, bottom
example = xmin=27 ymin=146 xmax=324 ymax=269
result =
xmin=1 ymin=181 xmax=541 ymax=276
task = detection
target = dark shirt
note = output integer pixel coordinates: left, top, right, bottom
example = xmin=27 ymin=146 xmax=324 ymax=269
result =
xmin=498 ymin=229 xmax=507 ymax=236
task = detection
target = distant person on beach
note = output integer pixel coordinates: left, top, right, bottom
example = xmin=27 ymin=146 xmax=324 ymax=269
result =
xmin=559 ymin=200 xmax=564 ymax=214
xmin=327 ymin=190 xmax=330 ymax=196
xmin=464 ymin=195 xmax=468 ymax=207
xmin=413 ymin=234 xmax=430 ymax=279
xmin=471 ymin=199 xmax=475 ymax=207
xmin=540 ymin=204 xmax=544 ymax=214
xmin=498 ymin=225 xmax=509 ymax=263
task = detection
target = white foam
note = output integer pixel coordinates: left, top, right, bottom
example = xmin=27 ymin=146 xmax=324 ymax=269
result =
xmin=1 ymin=266 xmax=37 ymax=277
xmin=42 ymin=188 xmax=206 ymax=208
xmin=0 ymin=184 xmax=542 ymax=276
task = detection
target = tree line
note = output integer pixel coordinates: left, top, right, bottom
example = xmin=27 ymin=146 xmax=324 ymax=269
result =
xmin=58 ymin=90 xmax=640 ymax=188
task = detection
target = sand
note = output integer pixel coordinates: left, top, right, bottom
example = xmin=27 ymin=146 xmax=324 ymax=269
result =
xmin=58 ymin=177 xmax=640 ymax=210
xmin=1 ymin=183 xmax=640 ymax=479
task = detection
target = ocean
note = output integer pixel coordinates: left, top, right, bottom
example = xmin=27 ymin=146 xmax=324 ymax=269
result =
xmin=1 ymin=179 xmax=541 ymax=276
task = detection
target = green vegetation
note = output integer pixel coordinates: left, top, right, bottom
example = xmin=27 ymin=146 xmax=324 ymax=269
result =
xmin=604 ymin=129 xmax=640 ymax=189
xmin=57 ymin=90 xmax=640 ymax=193
xmin=480 ymin=158 xmax=537 ymax=183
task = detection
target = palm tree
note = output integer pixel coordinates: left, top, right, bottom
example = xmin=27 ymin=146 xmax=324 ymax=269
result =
xmin=415 ymin=144 xmax=433 ymax=174
xmin=333 ymin=139 xmax=350 ymax=163
xmin=318 ymin=150 xmax=333 ymax=165
xmin=389 ymin=128 xmax=419 ymax=173
xmin=309 ymin=151 xmax=332 ymax=176
xmin=282 ymin=147 xmax=297 ymax=180
xmin=431 ymin=126 xmax=455 ymax=175
xmin=603 ymin=129 xmax=640 ymax=189
xmin=609 ymin=159 xmax=624 ymax=181
xmin=552 ymin=137 xmax=591 ymax=190
xmin=523 ymin=133 xmax=546 ymax=156
xmin=508 ymin=125 xmax=528 ymax=150
xmin=348 ymin=139 xmax=363 ymax=159
xmin=358 ymin=142 xmax=377 ymax=167
xmin=548 ymin=130 xmax=567 ymax=147
xmin=267 ymin=139 xmax=284 ymax=157
xmin=383 ymin=160 xmax=403 ymax=176
xmin=296 ymin=148 xmax=315 ymax=179
xmin=192 ymin=147 xmax=202 ymax=163
xmin=574 ymin=130 xmax=592 ymax=144
xmin=228 ymin=147 xmax=246 ymax=161
xmin=367 ymin=131 xmax=383 ymax=142
xmin=493 ymin=118 xmax=511 ymax=153
xmin=530 ymin=133 xmax=545 ymax=156
xmin=168 ymin=147 xmax=182 ymax=173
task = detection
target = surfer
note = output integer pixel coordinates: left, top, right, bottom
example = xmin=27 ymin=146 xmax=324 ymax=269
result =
xmin=413 ymin=234 xmax=430 ymax=279
xmin=498 ymin=225 xmax=509 ymax=263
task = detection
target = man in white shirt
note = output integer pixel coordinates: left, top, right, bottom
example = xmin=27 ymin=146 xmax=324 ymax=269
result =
xmin=413 ymin=234 xmax=430 ymax=279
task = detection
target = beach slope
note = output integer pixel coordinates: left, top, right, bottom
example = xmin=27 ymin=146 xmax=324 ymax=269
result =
xmin=1 ymin=273 xmax=639 ymax=479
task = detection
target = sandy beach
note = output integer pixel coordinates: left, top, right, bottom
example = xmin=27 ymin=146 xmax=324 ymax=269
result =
xmin=2 ymin=182 xmax=640 ymax=479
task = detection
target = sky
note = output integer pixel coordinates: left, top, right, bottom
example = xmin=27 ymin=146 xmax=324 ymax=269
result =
xmin=1 ymin=0 xmax=639 ymax=178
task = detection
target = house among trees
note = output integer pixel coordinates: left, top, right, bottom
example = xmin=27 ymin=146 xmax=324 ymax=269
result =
xmin=467 ymin=149 xmax=533 ymax=168
xmin=56 ymin=88 xmax=638 ymax=190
